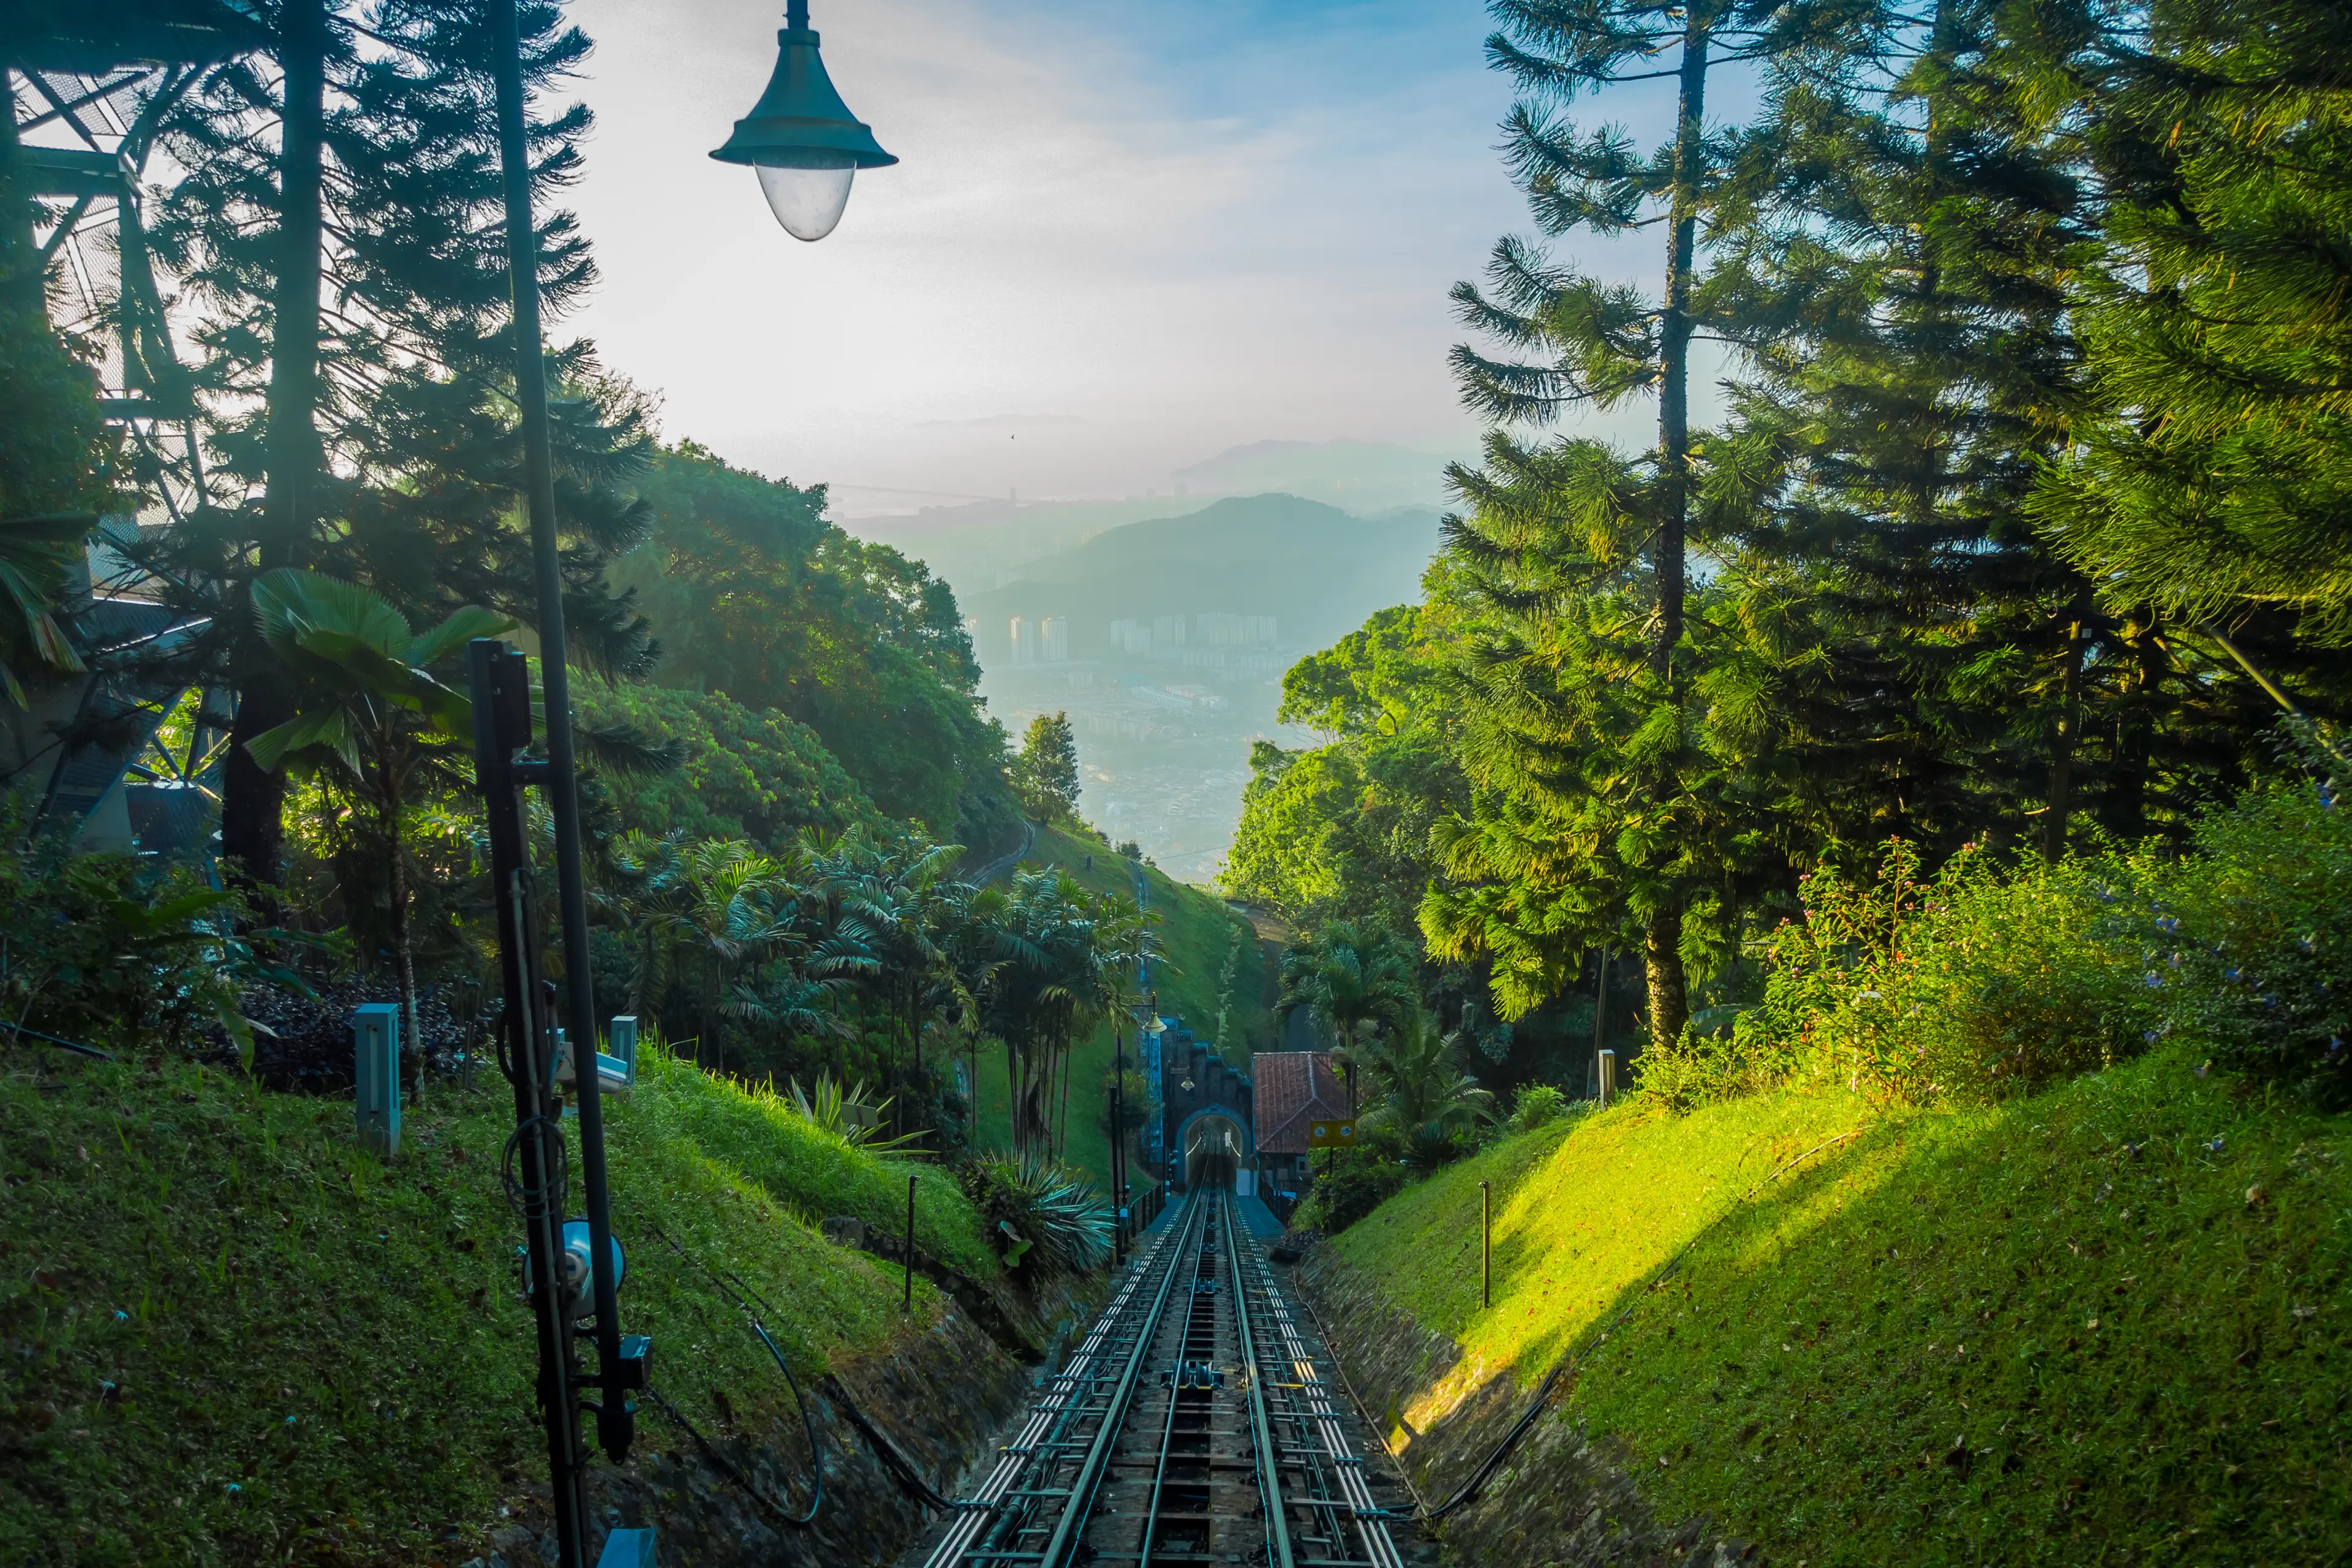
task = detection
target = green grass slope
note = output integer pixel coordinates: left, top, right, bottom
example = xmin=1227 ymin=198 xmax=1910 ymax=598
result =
xmin=967 ymin=827 xmax=1273 ymax=1193
xmin=1 ymin=1046 xmax=992 ymax=1566
xmin=1334 ymin=1044 xmax=2352 ymax=1564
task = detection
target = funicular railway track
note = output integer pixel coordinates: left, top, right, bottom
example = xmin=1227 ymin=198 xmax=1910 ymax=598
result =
xmin=919 ymin=1189 xmax=1408 ymax=1568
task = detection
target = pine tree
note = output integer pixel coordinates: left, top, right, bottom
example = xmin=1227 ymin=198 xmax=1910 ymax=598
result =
xmin=142 ymin=0 xmax=339 ymax=887
xmin=1708 ymin=0 xmax=2107 ymax=859
xmin=143 ymin=0 xmax=655 ymax=884
xmin=2030 ymin=0 xmax=2352 ymax=652
xmin=1439 ymin=0 xmax=1879 ymax=1046
xmin=1013 ymin=712 xmax=1080 ymax=826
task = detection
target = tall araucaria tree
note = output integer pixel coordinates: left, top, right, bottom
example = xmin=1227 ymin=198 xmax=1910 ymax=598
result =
xmin=1711 ymin=0 xmax=2101 ymax=861
xmin=1436 ymin=0 xmax=1880 ymax=1048
xmin=144 ymin=0 xmax=655 ymax=887
xmin=2030 ymin=0 xmax=2352 ymax=682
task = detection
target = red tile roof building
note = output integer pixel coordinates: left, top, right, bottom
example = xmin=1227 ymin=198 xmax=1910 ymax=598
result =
xmin=1251 ymin=1050 xmax=1348 ymax=1197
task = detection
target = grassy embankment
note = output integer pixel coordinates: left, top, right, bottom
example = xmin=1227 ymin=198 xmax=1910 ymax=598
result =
xmin=966 ymin=826 xmax=1273 ymax=1192
xmin=1 ymin=1044 xmax=997 ymax=1566
xmin=1334 ymin=1046 xmax=2352 ymax=1562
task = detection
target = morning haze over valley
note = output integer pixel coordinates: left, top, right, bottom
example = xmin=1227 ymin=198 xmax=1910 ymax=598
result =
xmin=845 ymin=439 xmax=1450 ymax=881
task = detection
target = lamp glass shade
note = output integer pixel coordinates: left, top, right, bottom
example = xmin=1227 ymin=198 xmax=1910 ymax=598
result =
xmin=758 ymin=162 xmax=855 ymax=241
xmin=712 ymin=12 xmax=895 ymax=241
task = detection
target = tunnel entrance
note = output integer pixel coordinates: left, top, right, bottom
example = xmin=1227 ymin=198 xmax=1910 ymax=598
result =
xmin=1182 ymin=1113 xmax=1248 ymax=1191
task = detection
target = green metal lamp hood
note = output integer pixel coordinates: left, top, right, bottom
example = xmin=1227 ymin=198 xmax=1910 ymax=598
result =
xmin=711 ymin=0 xmax=895 ymax=241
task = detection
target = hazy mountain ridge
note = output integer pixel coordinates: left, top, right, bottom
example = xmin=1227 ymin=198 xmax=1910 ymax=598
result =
xmin=961 ymin=493 xmax=1441 ymax=664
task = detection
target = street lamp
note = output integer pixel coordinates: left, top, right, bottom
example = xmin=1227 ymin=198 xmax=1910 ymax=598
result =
xmin=711 ymin=0 xmax=897 ymax=241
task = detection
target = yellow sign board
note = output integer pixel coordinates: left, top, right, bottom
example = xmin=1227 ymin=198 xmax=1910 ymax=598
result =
xmin=1306 ymin=1119 xmax=1355 ymax=1146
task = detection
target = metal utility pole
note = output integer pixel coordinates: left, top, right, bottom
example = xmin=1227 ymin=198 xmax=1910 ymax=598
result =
xmin=1590 ymin=948 xmax=1609 ymax=1101
xmin=1480 ymin=1181 xmax=1491 ymax=1308
xmin=489 ymin=0 xmax=630 ymax=1520
xmin=1109 ymin=1020 xmax=1128 ymax=1261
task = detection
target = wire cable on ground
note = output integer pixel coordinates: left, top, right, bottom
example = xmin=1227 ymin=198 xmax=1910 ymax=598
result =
xmin=647 ymin=1225 xmax=823 ymax=1528
xmin=819 ymin=1374 xmax=995 ymax=1514
xmin=2 ymin=1021 xmax=115 ymax=1060
xmin=1352 ymin=1123 xmax=1879 ymax=1526
xmin=649 ymin=1224 xmax=992 ymax=1520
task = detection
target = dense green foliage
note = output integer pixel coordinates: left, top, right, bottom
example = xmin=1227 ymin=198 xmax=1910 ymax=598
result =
xmin=573 ymin=682 xmax=876 ymax=851
xmin=613 ymin=443 xmax=1019 ymax=848
xmin=1228 ymin=0 xmax=2352 ymax=1152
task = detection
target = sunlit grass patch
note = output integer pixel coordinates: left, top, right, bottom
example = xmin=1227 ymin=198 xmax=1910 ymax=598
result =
xmin=1335 ymin=1085 xmax=1885 ymax=1414
xmin=621 ymin=1043 xmax=998 ymax=1278
xmin=1338 ymin=1044 xmax=2352 ymax=1563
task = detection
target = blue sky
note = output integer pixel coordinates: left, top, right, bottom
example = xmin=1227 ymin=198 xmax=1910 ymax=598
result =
xmin=562 ymin=0 xmax=1679 ymax=512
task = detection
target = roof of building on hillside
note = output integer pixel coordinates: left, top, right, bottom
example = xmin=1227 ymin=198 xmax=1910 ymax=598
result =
xmin=1251 ymin=1050 xmax=1347 ymax=1156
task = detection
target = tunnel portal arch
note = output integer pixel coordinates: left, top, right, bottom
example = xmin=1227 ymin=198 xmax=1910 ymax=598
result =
xmin=1173 ymin=1106 xmax=1251 ymax=1193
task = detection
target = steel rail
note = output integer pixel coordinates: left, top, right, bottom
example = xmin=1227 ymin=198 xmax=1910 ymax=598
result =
xmin=1131 ymin=1193 xmax=1218 ymax=1567
xmin=1223 ymin=1189 xmax=1298 ymax=1568
xmin=1027 ymin=1193 xmax=1207 ymax=1568
xmin=1129 ymin=1189 xmax=1242 ymax=1568
xmin=922 ymin=1191 xmax=1202 ymax=1568
xmin=1234 ymin=1223 xmax=1404 ymax=1568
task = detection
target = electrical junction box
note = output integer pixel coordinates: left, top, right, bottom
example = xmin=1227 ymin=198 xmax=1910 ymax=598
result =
xmin=353 ymin=1003 xmax=401 ymax=1158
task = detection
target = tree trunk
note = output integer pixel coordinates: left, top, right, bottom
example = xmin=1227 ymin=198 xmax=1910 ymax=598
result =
xmin=1057 ymin=1031 xmax=1073 ymax=1159
xmin=383 ymin=775 xmax=420 ymax=1109
xmin=1645 ymin=910 xmax=1687 ymax=1057
xmin=1 ymin=102 xmax=44 ymax=317
xmin=222 ymin=0 xmax=330 ymax=891
xmin=2104 ymin=610 xmax=2164 ymax=840
xmin=701 ymin=960 xmax=723 ymax=1073
xmin=2045 ymin=587 xmax=2092 ymax=864
xmin=909 ymin=1000 xmax=924 ymax=1151
xmin=1634 ymin=16 xmax=1709 ymax=1049
xmin=1006 ymin=1036 xmax=1020 ymax=1158
xmin=1590 ymin=947 xmax=1609 ymax=1098
xmin=1654 ymin=16 xmax=1708 ymax=684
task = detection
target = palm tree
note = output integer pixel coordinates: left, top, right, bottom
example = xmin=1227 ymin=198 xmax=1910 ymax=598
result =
xmin=808 ymin=826 xmax=963 ymax=1142
xmin=245 ymin=568 xmax=512 ymax=1080
xmin=941 ymin=880 xmax=1013 ymax=1139
xmin=982 ymin=869 xmax=1131 ymax=1159
xmin=650 ymin=839 xmax=807 ymax=1073
xmin=1354 ymin=1008 xmax=1494 ymax=1166
xmin=600 ymin=827 xmax=691 ymax=1025
xmin=1279 ymin=919 xmax=1418 ymax=1118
